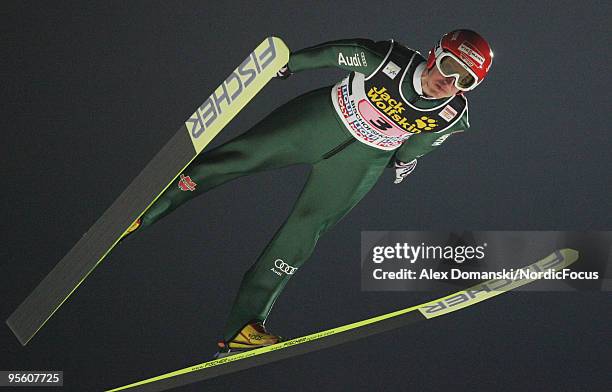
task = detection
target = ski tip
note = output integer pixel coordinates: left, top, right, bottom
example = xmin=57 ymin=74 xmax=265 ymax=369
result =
xmin=558 ymin=248 xmax=580 ymax=266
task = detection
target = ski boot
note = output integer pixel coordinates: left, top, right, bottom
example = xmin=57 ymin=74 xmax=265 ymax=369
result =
xmin=214 ymin=321 xmax=283 ymax=358
xmin=118 ymin=217 xmax=142 ymax=242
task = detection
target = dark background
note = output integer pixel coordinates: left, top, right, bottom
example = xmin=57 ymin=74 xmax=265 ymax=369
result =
xmin=2 ymin=1 xmax=611 ymax=391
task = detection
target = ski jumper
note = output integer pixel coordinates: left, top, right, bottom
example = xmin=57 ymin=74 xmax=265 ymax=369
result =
xmin=136 ymin=39 xmax=470 ymax=340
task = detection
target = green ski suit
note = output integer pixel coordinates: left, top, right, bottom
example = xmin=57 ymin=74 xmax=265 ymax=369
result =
xmin=138 ymin=38 xmax=470 ymax=340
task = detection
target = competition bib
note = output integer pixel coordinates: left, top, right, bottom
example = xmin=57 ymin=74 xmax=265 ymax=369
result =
xmin=332 ymin=41 xmax=467 ymax=150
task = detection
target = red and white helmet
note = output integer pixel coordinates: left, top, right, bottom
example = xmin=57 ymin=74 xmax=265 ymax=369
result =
xmin=426 ymin=29 xmax=493 ymax=91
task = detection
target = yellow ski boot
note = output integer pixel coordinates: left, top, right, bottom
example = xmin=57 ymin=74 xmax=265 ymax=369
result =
xmin=119 ymin=217 xmax=142 ymax=242
xmin=215 ymin=321 xmax=283 ymax=358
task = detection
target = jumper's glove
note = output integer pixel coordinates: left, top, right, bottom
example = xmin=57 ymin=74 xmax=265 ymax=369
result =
xmin=394 ymin=159 xmax=417 ymax=184
xmin=275 ymin=64 xmax=292 ymax=79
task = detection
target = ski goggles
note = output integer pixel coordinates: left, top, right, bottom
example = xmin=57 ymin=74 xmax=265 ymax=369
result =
xmin=435 ymin=52 xmax=479 ymax=91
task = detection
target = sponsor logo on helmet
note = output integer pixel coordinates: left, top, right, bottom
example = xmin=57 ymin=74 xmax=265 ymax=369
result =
xmin=178 ymin=174 xmax=197 ymax=191
xmin=271 ymin=259 xmax=298 ymax=276
xmin=338 ymin=52 xmax=367 ymax=67
xmin=458 ymin=42 xmax=485 ymax=67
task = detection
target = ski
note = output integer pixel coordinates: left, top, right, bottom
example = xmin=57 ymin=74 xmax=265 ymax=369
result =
xmin=6 ymin=37 xmax=290 ymax=346
xmin=106 ymin=248 xmax=579 ymax=392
